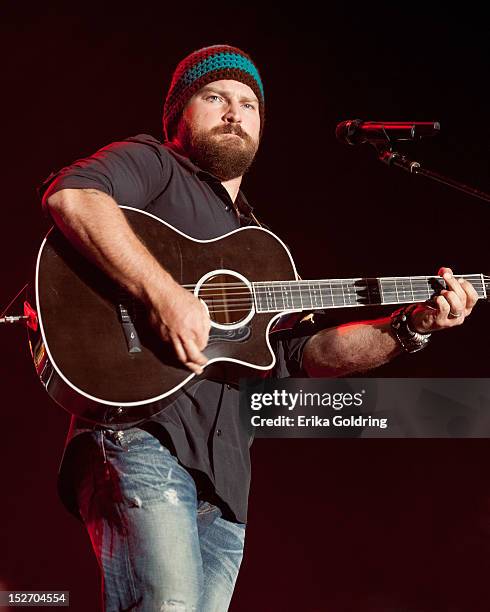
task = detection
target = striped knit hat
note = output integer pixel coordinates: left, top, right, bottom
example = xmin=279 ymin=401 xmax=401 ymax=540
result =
xmin=163 ymin=45 xmax=265 ymax=141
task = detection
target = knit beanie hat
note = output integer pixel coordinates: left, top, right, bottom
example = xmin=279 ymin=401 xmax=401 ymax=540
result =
xmin=163 ymin=45 xmax=265 ymax=141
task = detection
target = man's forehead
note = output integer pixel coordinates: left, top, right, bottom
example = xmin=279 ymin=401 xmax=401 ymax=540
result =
xmin=197 ymin=80 xmax=258 ymax=101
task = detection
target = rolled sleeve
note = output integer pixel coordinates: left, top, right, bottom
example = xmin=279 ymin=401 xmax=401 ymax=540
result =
xmin=270 ymin=306 xmax=398 ymax=378
xmin=39 ymin=134 xmax=171 ymax=210
xmin=269 ymin=314 xmax=315 ymax=378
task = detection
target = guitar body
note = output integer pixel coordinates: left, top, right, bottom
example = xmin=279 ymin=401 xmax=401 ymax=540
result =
xmin=28 ymin=207 xmax=299 ymax=426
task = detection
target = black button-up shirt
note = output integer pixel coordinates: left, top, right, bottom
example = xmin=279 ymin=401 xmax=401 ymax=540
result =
xmin=40 ymin=134 xmax=311 ymax=524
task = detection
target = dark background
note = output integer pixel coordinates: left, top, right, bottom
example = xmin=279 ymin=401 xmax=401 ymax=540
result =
xmin=1 ymin=3 xmax=490 ymax=611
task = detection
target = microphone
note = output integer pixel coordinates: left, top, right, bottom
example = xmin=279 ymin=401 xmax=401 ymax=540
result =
xmin=336 ymin=119 xmax=440 ymax=146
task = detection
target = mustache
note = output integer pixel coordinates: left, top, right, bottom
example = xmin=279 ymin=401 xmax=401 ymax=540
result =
xmin=211 ymin=124 xmax=250 ymax=140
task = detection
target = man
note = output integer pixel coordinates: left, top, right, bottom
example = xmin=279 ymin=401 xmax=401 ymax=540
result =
xmin=40 ymin=45 xmax=477 ymax=611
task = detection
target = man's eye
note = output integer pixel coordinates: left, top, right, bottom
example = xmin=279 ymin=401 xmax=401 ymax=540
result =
xmin=243 ymin=103 xmax=256 ymax=110
xmin=206 ymin=95 xmax=222 ymax=102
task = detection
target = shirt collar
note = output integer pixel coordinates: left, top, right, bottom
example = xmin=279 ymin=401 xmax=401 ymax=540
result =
xmin=163 ymin=142 xmax=254 ymax=218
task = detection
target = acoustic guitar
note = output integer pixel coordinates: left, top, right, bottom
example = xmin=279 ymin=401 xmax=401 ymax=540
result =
xmin=26 ymin=207 xmax=489 ymax=426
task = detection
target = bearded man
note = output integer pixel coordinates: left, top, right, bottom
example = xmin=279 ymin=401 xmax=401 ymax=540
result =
xmin=40 ymin=45 xmax=477 ymax=612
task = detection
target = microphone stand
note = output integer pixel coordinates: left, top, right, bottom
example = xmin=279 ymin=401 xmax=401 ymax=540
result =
xmin=374 ymin=145 xmax=490 ymax=204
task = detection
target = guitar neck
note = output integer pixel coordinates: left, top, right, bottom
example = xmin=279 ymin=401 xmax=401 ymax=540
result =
xmin=253 ymin=274 xmax=489 ymax=313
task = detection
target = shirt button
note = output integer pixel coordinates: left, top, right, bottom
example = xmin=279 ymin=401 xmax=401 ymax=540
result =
xmin=226 ymin=384 xmax=232 ymax=390
xmin=216 ymin=429 xmax=222 ymax=436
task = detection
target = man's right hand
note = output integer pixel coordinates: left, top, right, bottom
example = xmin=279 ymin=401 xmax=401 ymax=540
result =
xmin=148 ymin=282 xmax=211 ymax=375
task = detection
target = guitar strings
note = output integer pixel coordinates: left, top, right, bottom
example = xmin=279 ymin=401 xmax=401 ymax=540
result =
xmin=121 ymin=291 xmax=484 ymax=312
xmin=120 ymin=274 xmax=489 ymax=316
xmin=180 ymin=274 xmax=488 ymax=288
xmin=179 ymin=274 xmax=487 ymax=291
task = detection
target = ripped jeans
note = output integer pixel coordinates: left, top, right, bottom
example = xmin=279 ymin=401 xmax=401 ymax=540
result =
xmin=76 ymin=427 xmax=246 ymax=612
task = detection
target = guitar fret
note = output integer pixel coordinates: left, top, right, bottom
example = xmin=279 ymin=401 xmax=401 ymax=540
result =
xmin=303 ymin=281 xmax=321 ymax=309
xmin=398 ymin=279 xmax=411 ymax=303
xmin=289 ymin=282 xmax=295 ymax=309
xmin=319 ymin=283 xmax=326 ymax=308
xmin=262 ymin=284 xmax=269 ymax=312
xmin=319 ymin=283 xmax=332 ymax=308
xmin=346 ymin=282 xmax=357 ymax=306
xmin=256 ymin=283 xmax=266 ymax=312
xmin=274 ymin=283 xmax=285 ymax=311
xmin=269 ymin=283 xmax=276 ymax=311
xmin=394 ymin=279 xmax=400 ymax=303
xmin=314 ymin=282 xmax=323 ymax=308
xmin=339 ymin=282 xmax=347 ymax=307
xmin=289 ymin=282 xmax=295 ymax=308
xmin=298 ymin=282 xmax=304 ymax=310
xmin=409 ymin=277 xmax=415 ymax=303
xmin=307 ymin=282 xmax=314 ymax=309
xmin=382 ymin=280 xmax=393 ymax=302
xmin=282 ymin=282 xmax=290 ymax=310
xmin=295 ymin=283 xmax=303 ymax=309
xmin=270 ymin=284 xmax=277 ymax=311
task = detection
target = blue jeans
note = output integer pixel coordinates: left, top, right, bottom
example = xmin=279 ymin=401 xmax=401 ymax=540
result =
xmin=76 ymin=427 xmax=246 ymax=612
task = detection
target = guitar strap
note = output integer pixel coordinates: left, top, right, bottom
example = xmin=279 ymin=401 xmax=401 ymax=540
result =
xmin=250 ymin=211 xmax=263 ymax=228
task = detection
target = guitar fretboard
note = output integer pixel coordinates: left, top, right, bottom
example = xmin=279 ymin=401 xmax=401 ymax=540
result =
xmin=252 ymin=274 xmax=489 ymax=313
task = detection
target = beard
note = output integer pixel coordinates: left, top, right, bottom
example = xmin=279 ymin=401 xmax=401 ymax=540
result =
xmin=177 ymin=119 xmax=259 ymax=181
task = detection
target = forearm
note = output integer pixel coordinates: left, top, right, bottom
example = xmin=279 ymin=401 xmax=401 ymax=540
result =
xmin=44 ymin=188 xmax=177 ymax=305
xmin=302 ymin=317 xmax=402 ymax=377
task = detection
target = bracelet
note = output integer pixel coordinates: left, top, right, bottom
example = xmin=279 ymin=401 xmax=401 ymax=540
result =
xmin=390 ymin=304 xmax=432 ymax=353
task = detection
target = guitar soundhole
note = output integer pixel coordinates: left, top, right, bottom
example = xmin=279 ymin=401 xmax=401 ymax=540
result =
xmin=198 ymin=273 xmax=253 ymax=326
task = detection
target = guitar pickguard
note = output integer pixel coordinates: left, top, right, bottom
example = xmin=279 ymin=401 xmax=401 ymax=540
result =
xmin=208 ymin=325 xmax=251 ymax=343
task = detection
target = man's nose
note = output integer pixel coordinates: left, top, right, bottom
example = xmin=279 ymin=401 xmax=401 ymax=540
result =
xmin=223 ymin=100 xmax=242 ymax=123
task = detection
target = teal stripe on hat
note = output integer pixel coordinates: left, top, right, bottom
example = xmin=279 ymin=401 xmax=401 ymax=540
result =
xmin=181 ymin=52 xmax=264 ymax=98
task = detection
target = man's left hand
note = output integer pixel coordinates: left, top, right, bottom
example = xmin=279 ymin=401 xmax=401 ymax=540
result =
xmin=409 ymin=267 xmax=478 ymax=333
